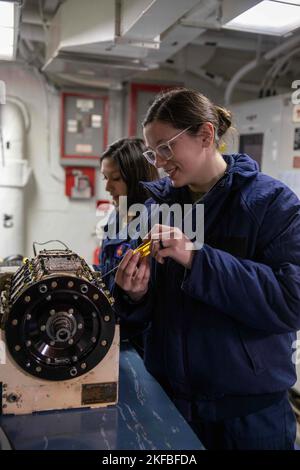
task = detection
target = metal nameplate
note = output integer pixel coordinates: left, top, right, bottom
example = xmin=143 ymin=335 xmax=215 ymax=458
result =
xmin=82 ymin=382 xmax=117 ymax=405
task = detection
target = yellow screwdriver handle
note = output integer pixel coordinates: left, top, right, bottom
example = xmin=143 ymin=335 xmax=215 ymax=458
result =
xmin=132 ymin=241 xmax=151 ymax=258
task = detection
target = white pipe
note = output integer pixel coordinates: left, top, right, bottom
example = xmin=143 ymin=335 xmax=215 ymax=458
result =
xmin=261 ymin=45 xmax=300 ymax=96
xmin=270 ymin=46 xmax=300 ymax=79
xmin=164 ymin=61 xmax=260 ymax=93
xmin=6 ymin=95 xmax=31 ymax=133
xmin=188 ymin=65 xmax=259 ymax=93
xmin=264 ymin=34 xmax=300 ymax=60
xmin=224 ymin=59 xmax=259 ymax=105
xmin=0 ymin=187 xmax=26 ymax=256
xmin=0 ymin=102 xmax=31 ymax=256
xmin=225 ymin=33 xmax=300 ymax=105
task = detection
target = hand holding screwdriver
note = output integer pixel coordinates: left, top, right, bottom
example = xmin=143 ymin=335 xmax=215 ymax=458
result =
xmin=115 ymin=242 xmax=151 ymax=302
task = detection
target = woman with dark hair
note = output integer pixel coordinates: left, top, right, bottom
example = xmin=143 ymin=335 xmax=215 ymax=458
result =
xmin=114 ymin=88 xmax=300 ymax=449
xmin=98 ymin=138 xmax=158 ymax=356
xmin=99 ymin=137 xmax=158 ymax=292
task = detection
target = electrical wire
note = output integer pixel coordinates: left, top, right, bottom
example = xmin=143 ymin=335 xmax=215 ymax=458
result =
xmin=32 ymin=240 xmax=70 ymax=256
xmin=260 ymin=46 xmax=300 ymax=97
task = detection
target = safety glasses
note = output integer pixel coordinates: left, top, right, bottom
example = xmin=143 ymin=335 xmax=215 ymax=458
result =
xmin=143 ymin=126 xmax=192 ymax=165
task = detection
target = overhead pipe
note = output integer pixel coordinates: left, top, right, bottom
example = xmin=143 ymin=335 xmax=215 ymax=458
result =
xmin=0 ymin=102 xmax=32 ymax=256
xmin=225 ymin=33 xmax=300 ymax=105
xmin=6 ymin=96 xmax=31 ymax=133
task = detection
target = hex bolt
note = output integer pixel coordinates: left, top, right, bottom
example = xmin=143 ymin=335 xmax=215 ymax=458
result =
xmin=36 ymin=366 xmax=42 ymax=373
xmin=78 ymin=323 xmax=83 ymax=330
xmin=92 ymin=312 xmax=97 ymax=318
xmin=26 ymin=362 xmax=31 ymax=368
xmin=46 ymin=295 xmax=52 ymax=301
xmin=26 ymin=340 xmax=31 ymax=347
xmin=15 ymin=345 xmax=21 ymax=351
xmin=101 ymin=340 xmax=107 ymax=347
xmin=91 ymin=337 xmax=97 ymax=343
xmin=26 ymin=313 xmax=31 ymax=320
xmin=46 ymin=358 xmax=51 ymax=364
xmin=12 ymin=319 xmax=18 ymax=326
xmin=40 ymin=325 xmax=46 ymax=331
xmin=72 ymin=356 xmax=78 ymax=362
xmin=104 ymin=315 xmax=110 ymax=322
xmin=68 ymin=339 xmax=74 ymax=345
xmin=51 ymin=281 xmax=58 ymax=288
xmin=80 ymin=363 xmax=87 ymax=370
xmin=68 ymin=281 xmax=74 ymax=288
xmin=93 ymin=294 xmax=99 ymax=300
xmin=68 ymin=308 xmax=74 ymax=314
xmin=49 ymin=309 xmax=56 ymax=316
xmin=50 ymin=341 xmax=55 ymax=346
xmin=24 ymin=296 xmax=31 ymax=303
xmin=73 ymin=295 xmax=78 ymax=300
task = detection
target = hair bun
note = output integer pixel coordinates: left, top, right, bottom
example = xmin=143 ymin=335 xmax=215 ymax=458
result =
xmin=215 ymin=105 xmax=232 ymax=138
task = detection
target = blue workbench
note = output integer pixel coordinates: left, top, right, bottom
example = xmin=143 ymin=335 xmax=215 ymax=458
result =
xmin=0 ymin=343 xmax=204 ymax=450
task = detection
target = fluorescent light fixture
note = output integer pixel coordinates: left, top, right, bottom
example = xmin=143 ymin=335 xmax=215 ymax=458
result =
xmin=273 ymin=0 xmax=300 ymax=5
xmin=0 ymin=26 xmax=14 ymax=44
xmin=0 ymin=1 xmax=14 ymax=28
xmin=0 ymin=1 xmax=20 ymax=61
xmin=223 ymin=0 xmax=300 ymax=36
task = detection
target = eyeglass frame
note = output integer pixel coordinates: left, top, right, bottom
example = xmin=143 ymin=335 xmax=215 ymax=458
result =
xmin=142 ymin=125 xmax=193 ymax=165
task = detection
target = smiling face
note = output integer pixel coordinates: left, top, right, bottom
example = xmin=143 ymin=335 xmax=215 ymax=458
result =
xmin=100 ymin=157 xmax=127 ymax=205
xmin=143 ymin=120 xmax=212 ymax=189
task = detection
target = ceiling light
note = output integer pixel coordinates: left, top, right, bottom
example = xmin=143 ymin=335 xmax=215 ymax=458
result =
xmin=223 ymin=0 xmax=300 ymax=36
xmin=273 ymin=0 xmax=300 ymax=5
xmin=0 ymin=1 xmax=14 ymax=28
xmin=0 ymin=1 xmax=21 ymax=61
xmin=0 ymin=26 xmax=14 ymax=44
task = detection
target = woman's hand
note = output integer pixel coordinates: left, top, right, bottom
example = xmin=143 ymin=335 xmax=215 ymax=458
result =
xmin=115 ymin=250 xmax=150 ymax=302
xmin=147 ymin=224 xmax=195 ymax=269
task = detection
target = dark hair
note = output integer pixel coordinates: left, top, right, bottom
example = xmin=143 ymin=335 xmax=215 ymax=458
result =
xmin=100 ymin=138 xmax=159 ymax=207
xmin=143 ymin=88 xmax=232 ymax=143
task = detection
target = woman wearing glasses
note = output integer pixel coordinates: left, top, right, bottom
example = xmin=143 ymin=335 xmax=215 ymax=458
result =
xmin=114 ymin=88 xmax=300 ymax=449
